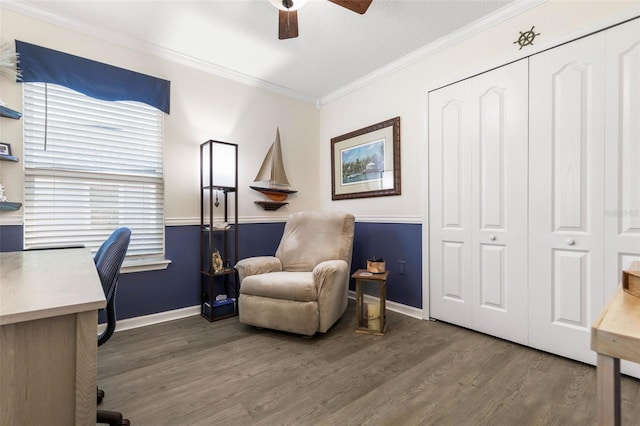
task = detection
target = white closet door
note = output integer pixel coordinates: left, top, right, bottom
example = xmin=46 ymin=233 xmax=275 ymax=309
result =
xmin=529 ymin=32 xmax=606 ymax=365
xmin=604 ymin=19 xmax=640 ymax=299
xmin=471 ymin=60 xmax=529 ymax=344
xmin=429 ymin=60 xmax=528 ymax=341
xmin=429 ymin=79 xmax=473 ymax=328
xmin=604 ymin=19 xmax=640 ymax=377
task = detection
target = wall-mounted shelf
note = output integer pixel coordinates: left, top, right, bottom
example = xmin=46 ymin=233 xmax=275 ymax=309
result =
xmin=0 ymin=103 xmax=21 ymax=211
xmin=0 ymin=105 xmax=22 ymax=120
xmin=0 ymin=202 xmax=22 ymax=211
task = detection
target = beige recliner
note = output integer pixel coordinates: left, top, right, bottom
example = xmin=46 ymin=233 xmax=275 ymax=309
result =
xmin=235 ymin=210 xmax=355 ymax=336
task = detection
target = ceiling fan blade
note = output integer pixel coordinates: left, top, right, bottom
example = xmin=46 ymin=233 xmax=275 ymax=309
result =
xmin=278 ymin=10 xmax=299 ymax=39
xmin=327 ymin=0 xmax=372 ymax=14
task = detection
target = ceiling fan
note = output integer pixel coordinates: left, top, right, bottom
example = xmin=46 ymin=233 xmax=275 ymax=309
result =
xmin=270 ymin=0 xmax=373 ymax=40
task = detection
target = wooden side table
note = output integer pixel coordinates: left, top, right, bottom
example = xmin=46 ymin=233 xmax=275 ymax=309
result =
xmin=591 ymin=287 xmax=640 ymax=425
xmin=352 ymin=269 xmax=388 ymax=335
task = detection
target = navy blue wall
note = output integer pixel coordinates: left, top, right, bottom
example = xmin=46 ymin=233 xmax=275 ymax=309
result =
xmin=116 ymin=225 xmax=201 ymax=320
xmin=0 ymin=221 xmax=422 ymax=320
xmin=0 ymin=225 xmax=23 ymax=252
xmin=351 ymin=222 xmax=422 ymax=308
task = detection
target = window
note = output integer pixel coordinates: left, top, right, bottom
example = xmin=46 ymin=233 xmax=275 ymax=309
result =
xmin=23 ymin=82 xmax=165 ymax=266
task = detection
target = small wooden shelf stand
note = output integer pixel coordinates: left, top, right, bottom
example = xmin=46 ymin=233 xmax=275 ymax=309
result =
xmin=199 ymin=140 xmax=239 ymax=322
xmin=352 ymin=269 xmax=388 ymax=335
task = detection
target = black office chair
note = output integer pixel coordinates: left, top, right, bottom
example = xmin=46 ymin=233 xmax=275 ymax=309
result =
xmin=94 ymin=227 xmax=131 ymax=426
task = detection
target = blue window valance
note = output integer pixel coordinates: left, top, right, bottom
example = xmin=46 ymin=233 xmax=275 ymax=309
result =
xmin=16 ymin=40 xmax=170 ymax=114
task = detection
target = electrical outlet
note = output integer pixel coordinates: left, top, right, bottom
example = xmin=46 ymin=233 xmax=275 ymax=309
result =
xmin=398 ymin=260 xmax=406 ymax=275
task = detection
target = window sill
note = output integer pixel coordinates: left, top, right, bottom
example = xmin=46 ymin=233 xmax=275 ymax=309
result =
xmin=121 ymin=258 xmax=172 ymax=274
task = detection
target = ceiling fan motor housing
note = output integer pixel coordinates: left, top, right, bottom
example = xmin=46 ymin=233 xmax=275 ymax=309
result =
xmin=274 ymin=0 xmax=372 ymax=40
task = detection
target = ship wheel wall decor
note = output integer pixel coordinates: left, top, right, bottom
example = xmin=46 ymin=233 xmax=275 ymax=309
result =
xmin=514 ymin=26 xmax=541 ymax=50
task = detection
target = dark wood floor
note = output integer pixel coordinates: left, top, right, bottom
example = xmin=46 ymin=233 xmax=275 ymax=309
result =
xmin=98 ymin=301 xmax=640 ymax=425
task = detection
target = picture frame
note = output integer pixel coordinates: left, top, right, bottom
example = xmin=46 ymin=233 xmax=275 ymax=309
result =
xmin=331 ymin=116 xmax=401 ymax=200
xmin=0 ymin=142 xmax=11 ymax=157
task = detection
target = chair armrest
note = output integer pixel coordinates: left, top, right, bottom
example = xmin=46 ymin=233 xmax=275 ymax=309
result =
xmin=235 ymin=256 xmax=282 ymax=282
xmin=313 ymin=260 xmax=349 ymax=296
xmin=313 ymin=260 xmax=350 ymax=332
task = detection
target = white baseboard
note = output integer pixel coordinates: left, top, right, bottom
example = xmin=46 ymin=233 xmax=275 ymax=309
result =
xmin=98 ymin=305 xmax=200 ymax=334
xmin=99 ymin=296 xmax=422 ymax=335
xmin=347 ymin=290 xmax=423 ymax=319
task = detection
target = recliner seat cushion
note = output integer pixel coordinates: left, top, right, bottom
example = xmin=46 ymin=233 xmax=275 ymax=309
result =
xmin=240 ymin=271 xmax=316 ymax=302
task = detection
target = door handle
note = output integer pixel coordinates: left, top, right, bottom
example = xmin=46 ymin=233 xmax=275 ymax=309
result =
xmin=489 ymin=234 xmax=497 ymax=241
xmin=566 ymin=238 xmax=576 ymax=246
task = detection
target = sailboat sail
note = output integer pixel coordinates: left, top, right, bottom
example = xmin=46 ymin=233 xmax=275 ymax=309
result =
xmin=254 ymin=129 xmax=290 ymax=186
xmin=251 ymin=128 xmax=297 ymax=207
xmin=253 ymin=128 xmax=291 ymax=188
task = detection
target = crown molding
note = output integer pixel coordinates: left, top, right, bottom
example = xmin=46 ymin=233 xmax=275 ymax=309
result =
xmin=13 ymin=0 xmax=625 ymax=117
xmin=321 ymin=2 xmax=640 ymax=106
xmin=1 ymin=0 xmax=318 ymax=105
xmin=4 ymin=0 xmax=543 ymax=108
xmin=319 ymin=0 xmax=544 ymax=105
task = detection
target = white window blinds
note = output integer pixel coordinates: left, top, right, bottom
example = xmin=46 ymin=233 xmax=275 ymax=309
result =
xmin=23 ymin=82 xmax=165 ymax=261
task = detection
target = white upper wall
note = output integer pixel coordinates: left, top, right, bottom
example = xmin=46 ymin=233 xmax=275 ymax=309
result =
xmin=318 ymin=0 xmax=640 ymax=223
xmin=0 ymin=7 xmax=320 ymax=226
xmin=1 ymin=2 xmax=639 ymax=226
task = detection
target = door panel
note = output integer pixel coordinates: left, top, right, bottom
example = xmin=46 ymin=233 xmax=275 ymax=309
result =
xmin=480 ymin=244 xmax=505 ymax=309
xmin=529 ymin=32 xmax=606 ymax=365
xmin=604 ymin=18 xmax=640 ymax=377
xmin=429 ymin=80 xmax=473 ymax=327
xmin=471 ymin=59 xmax=528 ymax=344
xmin=552 ymin=65 xmax=590 ymax=232
xmin=604 ymin=19 xmax=640 ymax=297
xmin=428 ymin=18 xmax=638 ymax=375
xmin=442 ymin=241 xmax=465 ymax=301
xmin=616 ymin=33 xmax=640 ymax=238
xmin=429 ymin=59 xmax=528 ymax=342
xmin=552 ymin=249 xmax=588 ymax=326
xmin=479 ymin=89 xmax=505 ymax=229
xmin=442 ymin=102 xmax=465 ymax=229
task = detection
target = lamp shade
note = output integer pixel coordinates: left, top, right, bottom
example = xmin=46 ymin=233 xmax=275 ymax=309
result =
xmin=201 ymin=140 xmax=237 ymax=189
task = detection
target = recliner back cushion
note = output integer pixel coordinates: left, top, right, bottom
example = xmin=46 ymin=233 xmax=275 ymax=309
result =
xmin=275 ymin=211 xmax=355 ymax=272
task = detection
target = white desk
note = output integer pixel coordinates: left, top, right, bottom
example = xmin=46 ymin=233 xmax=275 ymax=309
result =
xmin=0 ymin=248 xmax=106 ymax=425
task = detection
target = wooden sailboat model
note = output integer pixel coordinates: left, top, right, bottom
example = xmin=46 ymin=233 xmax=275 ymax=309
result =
xmin=251 ymin=128 xmax=297 ymax=211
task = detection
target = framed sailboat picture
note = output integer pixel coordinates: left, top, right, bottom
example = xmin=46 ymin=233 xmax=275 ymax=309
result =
xmin=331 ymin=117 xmax=401 ymax=200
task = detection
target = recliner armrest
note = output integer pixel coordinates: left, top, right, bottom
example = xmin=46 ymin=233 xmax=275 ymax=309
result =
xmin=313 ymin=259 xmax=350 ymax=333
xmin=313 ymin=260 xmax=349 ymax=293
xmin=235 ymin=256 xmax=283 ymax=282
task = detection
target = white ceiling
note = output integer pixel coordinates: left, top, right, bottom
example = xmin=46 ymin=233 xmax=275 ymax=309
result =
xmin=10 ymin=0 xmax=516 ymax=102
